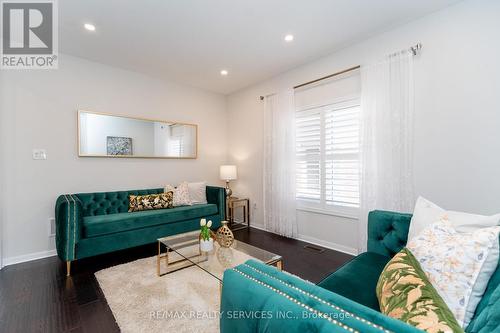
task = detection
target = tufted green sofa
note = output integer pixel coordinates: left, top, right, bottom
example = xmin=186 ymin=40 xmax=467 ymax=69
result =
xmin=55 ymin=186 xmax=225 ymax=276
xmin=220 ymin=210 xmax=500 ymax=332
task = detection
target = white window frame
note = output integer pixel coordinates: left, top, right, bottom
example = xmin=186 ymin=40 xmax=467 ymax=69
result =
xmin=296 ymin=94 xmax=360 ymax=219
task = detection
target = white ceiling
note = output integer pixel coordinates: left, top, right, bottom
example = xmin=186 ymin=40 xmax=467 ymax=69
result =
xmin=59 ymin=0 xmax=461 ymax=94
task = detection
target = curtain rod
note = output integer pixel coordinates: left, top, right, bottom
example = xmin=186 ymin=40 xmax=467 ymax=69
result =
xmin=259 ymin=43 xmax=422 ymax=100
xmin=259 ymin=66 xmax=360 ymax=101
xmin=293 ymin=65 xmax=361 ymax=90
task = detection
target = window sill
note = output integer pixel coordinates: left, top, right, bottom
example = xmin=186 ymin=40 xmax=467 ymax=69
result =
xmin=296 ymin=206 xmax=358 ymax=220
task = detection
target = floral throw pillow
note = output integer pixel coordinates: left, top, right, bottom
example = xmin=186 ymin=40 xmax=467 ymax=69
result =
xmin=376 ymin=248 xmax=464 ymax=333
xmin=128 ymin=192 xmax=173 ymax=212
xmin=164 ymin=182 xmax=192 ymax=207
xmin=407 ymin=219 xmax=500 ymax=328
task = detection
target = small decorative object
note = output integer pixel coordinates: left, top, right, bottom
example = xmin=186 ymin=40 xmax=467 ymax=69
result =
xmin=219 ymin=165 xmax=237 ymax=197
xmin=215 ymin=220 xmax=234 ymax=248
xmin=199 ymin=218 xmax=214 ymax=252
xmin=216 ymin=247 xmax=234 ymax=268
xmin=107 ymin=136 xmax=132 ymax=155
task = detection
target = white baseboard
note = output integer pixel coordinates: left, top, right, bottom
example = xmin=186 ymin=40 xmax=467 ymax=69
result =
xmin=296 ymin=234 xmax=358 ymax=256
xmin=247 ymin=224 xmax=358 ymax=256
xmin=248 ymin=223 xmax=267 ymax=231
xmin=2 ymin=249 xmax=57 ymax=267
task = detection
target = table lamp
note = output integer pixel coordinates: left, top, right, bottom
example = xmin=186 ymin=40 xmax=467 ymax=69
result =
xmin=220 ymin=165 xmax=237 ymax=197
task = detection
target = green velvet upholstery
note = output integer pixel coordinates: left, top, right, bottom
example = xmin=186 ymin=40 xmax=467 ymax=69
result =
xmin=83 ymin=204 xmax=218 ymax=238
xmin=318 ymin=210 xmax=411 ymax=310
xmin=55 ymin=186 xmax=225 ymax=262
xmin=55 ymin=194 xmax=83 ymax=261
xmin=76 ymin=218 xmax=217 ymax=259
xmin=221 ymin=259 xmax=422 ymax=333
xmin=221 ymin=210 xmax=500 ymax=332
xmin=367 ymin=210 xmax=412 ymax=257
xmin=77 ymin=188 xmax=164 ymax=216
xmin=317 ymin=252 xmax=391 ymax=310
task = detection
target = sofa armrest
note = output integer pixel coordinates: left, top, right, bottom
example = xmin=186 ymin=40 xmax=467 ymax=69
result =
xmin=55 ymin=194 xmax=83 ymax=261
xmin=367 ymin=210 xmax=412 ymax=258
xmin=221 ymin=260 xmax=422 ymax=333
xmin=206 ymin=186 xmax=226 ymax=221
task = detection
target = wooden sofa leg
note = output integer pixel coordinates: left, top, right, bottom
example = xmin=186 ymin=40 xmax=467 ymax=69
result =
xmin=66 ymin=261 xmax=71 ymax=277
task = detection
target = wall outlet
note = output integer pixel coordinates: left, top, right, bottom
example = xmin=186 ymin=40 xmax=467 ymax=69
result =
xmin=33 ymin=149 xmax=47 ymax=160
xmin=48 ymin=217 xmax=55 ymax=237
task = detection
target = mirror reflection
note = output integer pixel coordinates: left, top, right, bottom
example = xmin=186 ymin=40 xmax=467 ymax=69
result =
xmin=78 ymin=111 xmax=197 ymax=158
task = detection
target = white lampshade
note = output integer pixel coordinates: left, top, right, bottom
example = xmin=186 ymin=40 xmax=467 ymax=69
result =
xmin=220 ymin=165 xmax=237 ymax=181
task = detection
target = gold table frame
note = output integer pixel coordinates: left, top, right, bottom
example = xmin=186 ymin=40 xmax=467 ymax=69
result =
xmin=156 ymin=237 xmax=283 ymax=278
xmin=227 ymin=197 xmax=250 ymax=231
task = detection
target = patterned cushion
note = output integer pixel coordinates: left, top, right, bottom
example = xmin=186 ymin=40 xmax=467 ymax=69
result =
xmin=407 ymin=219 xmax=500 ymax=328
xmin=128 ymin=192 xmax=173 ymax=212
xmin=164 ymin=182 xmax=192 ymax=206
xmin=377 ymin=248 xmax=463 ymax=333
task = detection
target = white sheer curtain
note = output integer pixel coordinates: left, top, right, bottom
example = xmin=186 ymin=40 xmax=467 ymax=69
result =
xmin=263 ymin=89 xmax=298 ymax=238
xmin=358 ymin=51 xmax=416 ymax=252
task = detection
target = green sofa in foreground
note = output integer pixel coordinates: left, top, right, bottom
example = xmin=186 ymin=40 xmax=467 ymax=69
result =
xmin=221 ymin=210 xmax=500 ymax=332
xmin=55 ymin=186 xmax=225 ymax=276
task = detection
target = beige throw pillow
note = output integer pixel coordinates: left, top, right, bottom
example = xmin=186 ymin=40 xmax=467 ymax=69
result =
xmin=188 ymin=181 xmax=207 ymax=205
xmin=164 ymin=182 xmax=192 ymax=207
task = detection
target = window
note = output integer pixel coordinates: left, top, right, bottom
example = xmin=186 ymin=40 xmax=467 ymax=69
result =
xmin=168 ymin=125 xmax=185 ymax=157
xmin=295 ymin=72 xmax=360 ymax=215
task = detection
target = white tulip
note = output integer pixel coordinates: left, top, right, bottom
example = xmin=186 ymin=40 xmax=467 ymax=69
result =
xmin=200 ymin=218 xmax=206 ymax=226
xmin=207 ymin=220 xmax=212 ymax=228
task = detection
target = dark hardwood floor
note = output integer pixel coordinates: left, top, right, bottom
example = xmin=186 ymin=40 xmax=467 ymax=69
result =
xmin=0 ymin=227 xmax=353 ymax=333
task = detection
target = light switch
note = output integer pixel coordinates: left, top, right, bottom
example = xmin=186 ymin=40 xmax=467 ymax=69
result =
xmin=33 ymin=149 xmax=47 ymax=160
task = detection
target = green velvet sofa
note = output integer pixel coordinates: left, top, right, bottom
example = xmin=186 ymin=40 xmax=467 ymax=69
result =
xmin=55 ymin=186 xmax=225 ymax=276
xmin=220 ymin=210 xmax=500 ymax=332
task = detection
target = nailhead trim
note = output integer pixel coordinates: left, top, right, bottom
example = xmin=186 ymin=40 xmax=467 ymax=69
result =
xmin=63 ymin=195 xmax=71 ymax=260
xmin=232 ymin=268 xmax=359 ymax=333
xmin=69 ymin=195 xmax=78 ymax=260
xmin=242 ymin=263 xmax=392 ymax=333
xmin=63 ymin=194 xmax=78 ymax=261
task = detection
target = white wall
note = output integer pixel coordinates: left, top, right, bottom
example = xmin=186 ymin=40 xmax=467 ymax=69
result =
xmin=0 ymin=54 xmax=228 ymax=263
xmin=227 ymin=0 xmax=500 ymax=254
xmin=0 ymin=68 xmax=9 ymax=267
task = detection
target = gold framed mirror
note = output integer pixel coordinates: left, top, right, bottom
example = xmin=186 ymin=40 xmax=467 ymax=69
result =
xmin=77 ymin=110 xmax=198 ymax=159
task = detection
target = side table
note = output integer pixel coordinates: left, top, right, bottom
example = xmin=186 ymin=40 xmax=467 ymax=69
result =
xmin=227 ymin=197 xmax=250 ymax=231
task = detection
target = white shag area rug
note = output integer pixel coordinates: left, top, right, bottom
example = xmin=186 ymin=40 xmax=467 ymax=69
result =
xmin=95 ymin=248 xmax=254 ymax=333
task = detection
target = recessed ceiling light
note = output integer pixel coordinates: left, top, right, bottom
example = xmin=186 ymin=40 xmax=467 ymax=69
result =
xmin=284 ymin=34 xmax=294 ymax=42
xmin=220 ymin=70 xmax=228 ymax=76
xmin=84 ymin=23 xmax=96 ymax=31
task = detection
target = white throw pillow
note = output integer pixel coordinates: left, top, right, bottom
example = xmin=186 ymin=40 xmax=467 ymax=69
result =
xmin=407 ymin=218 xmax=500 ymax=328
xmin=188 ymin=181 xmax=207 ymax=205
xmin=164 ymin=182 xmax=192 ymax=207
xmin=408 ymin=196 xmax=500 ymax=241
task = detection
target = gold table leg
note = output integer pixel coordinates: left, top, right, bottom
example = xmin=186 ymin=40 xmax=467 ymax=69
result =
xmin=156 ymin=241 xmax=208 ymax=277
xmin=157 ymin=241 xmax=161 ymax=276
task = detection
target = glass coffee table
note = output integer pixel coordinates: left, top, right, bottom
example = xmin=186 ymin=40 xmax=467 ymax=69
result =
xmin=156 ymin=231 xmax=283 ymax=285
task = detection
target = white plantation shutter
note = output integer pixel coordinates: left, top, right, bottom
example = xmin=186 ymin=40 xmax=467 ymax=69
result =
xmin=169 ymin=125 xmax=185 ymax=157
xmin=295 ymin=70 xmax=360 ymax=214
xmin=296 ymin=108 xmax=321 ymax=201
xmin=324 ymin=103 xmax=360 ymax=207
